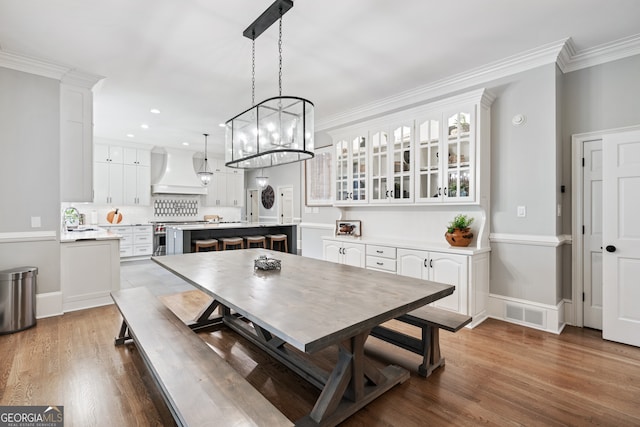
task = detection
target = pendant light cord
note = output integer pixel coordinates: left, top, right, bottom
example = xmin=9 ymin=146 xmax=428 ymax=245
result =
xmin=251 ymin=38 xmax=256 ymax=107
xmin=278 ymin=11 xmax=283 ymax=97
xmin=203 ymin=133 xmax=209 ymax=161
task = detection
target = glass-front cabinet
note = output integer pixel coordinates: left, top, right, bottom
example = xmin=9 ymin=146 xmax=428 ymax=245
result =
xmin=415 ymin=105 xmax=475 ymax=203
xmin=370 ymin=122 xmax=413 ymax=203
xmin=334 ymin=131 xmax=368 ymax=205
xmin=331 ymin=88 xmax=493 ymax=206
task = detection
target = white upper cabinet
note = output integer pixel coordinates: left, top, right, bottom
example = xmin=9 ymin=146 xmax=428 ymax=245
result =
xmin=95 ymin=143 xmax=150 ymax=206
xmin=94 ymin=144 xmax=123 ymax=163
xmin=370 ymin=121 xmax=414 ymax=203
xmin=123 ymin=147 xmax=150 ymax=166
xmin=334 ymin=131 xmax=368 ymax=205
xmin=330 ymin=88 xmax=493 ymax=206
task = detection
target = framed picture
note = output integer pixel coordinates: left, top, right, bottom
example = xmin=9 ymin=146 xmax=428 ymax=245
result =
xmin=335 ymin=220 xmax=361 ymax=237
xmin=305 ymin=145 xmax=333 ymax=206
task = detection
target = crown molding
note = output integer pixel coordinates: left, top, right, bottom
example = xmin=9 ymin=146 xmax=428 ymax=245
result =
xmin=317 ymin=39 xmax=568 ymax=131
xmin=318 ymin=33 xmax=640 ymax=132
xmin=558 ymin=34 xmax=640 ymax=73
xmin=0 ymin=49 xmax=103 ymax=88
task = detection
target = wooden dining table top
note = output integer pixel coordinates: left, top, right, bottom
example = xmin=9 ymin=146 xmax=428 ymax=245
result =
xmin=152 ymin=249 xmax=454 ymax=353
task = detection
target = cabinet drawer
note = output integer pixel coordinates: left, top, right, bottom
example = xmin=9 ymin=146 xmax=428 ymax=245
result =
xmin=134 ymin=234 xmax=152 ymax=244
xmin=366 ymin=245 xmax=396 ymax=259
xmin=119 ymin=246 xmax=133 ymax=257
xmin=133 ymin=244 xmax=153 ymax=256
xmin=133 ymin=225 xmax=152 ymax=235
xmin=119 ymin=234 xmax=133 ymax=245
xmin=366 ymin=256 xmax=396 ymax=272
xmin=108 ymin=226 xmax=132 ymax=235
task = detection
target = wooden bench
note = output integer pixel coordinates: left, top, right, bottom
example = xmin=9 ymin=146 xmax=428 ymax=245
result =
xmin=370 ymin=305 xmax=471 ymax=377
xmin=111 ymin=287 xmax=293 ymax=427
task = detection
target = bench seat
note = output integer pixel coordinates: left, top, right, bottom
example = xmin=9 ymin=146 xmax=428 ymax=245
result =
xmin=371 ymin=305 xmax=471 ymax=377
xmin=112 ymin=287 xmax=292 ymax=427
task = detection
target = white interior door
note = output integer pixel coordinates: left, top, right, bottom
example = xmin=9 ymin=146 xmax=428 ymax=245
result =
xmin=248 ymin=189 xmax=259 ymax=223
xmin=278 ymin=186 xmax=293 ymax=224
xmin=583 ymin=140 xmax=603 ymax=329
xmin=602 ymin=130 xmax=640 ymax=347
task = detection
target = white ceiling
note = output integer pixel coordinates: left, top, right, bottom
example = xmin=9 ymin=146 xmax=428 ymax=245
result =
xmin=1 ymin=0 xmax=639 ymax=154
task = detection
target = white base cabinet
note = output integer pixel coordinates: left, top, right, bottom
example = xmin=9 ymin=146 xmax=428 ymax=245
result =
xmin=323 ymin=237 xmax=489 ymax=327
xmin=103 ymin=225 xmax=152 ymax=258
xmin=61 ymin=239 xmax=120 ymax=312
xmin=323 ymin=240 xmax=365 ymax=267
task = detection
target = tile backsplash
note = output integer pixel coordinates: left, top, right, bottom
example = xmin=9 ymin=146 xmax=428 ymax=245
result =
xmin=154 ymin=199 xmax=198 ymax=217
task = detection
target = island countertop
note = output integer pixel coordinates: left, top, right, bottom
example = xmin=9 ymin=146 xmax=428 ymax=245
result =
xmin=166 ymin=222 xmax=294 ymax=231
xmin=60 ymin=227 xmax=122 ymax=243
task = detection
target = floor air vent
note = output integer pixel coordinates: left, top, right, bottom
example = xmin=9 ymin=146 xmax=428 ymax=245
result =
xmin=505 ymin=303 xmax=545 ymax=328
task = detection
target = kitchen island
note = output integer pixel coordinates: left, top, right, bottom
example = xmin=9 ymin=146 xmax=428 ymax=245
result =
xmin=165 ymin=223 xmax=297 ymax=255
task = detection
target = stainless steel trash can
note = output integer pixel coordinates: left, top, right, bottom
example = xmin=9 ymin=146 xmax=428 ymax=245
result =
xmin=0 ymin=266 xmax=37 ymax=334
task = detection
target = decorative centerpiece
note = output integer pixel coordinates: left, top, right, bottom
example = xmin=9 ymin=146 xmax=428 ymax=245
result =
xmin=445 ymin=214 xmax=474 ymax=247
xmin=254 ymin=255 xmax=281 ymax=271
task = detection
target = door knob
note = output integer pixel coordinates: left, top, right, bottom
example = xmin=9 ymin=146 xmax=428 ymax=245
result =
xmin=606 ymin=245 xmax=616 ymax=253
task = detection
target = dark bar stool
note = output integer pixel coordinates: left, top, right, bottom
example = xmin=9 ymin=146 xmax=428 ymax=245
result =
xmin=244 ymin=236 xmax=266 ymax=248
xmin=265 ymin=234 xmax=288 ymax=253
xmin=220 ymin=237 xmax=244 ymax=250
xmin=193 ymin=238 xmax=218 ymax=252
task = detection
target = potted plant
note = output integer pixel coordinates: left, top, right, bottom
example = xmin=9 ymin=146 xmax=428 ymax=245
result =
xmin=445 ymin=214 xmax=474 ymax=247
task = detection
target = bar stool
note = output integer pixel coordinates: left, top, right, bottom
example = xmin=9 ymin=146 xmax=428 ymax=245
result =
xmin=220 ymin=237 xmax=244 ymax=250
xmin=244 ymin=235 xmax=266 ymax=248
xmin=265 ymin=234 xmax=288 ymax=253
xmin=193 ymin=238 xmax=218 ymax=252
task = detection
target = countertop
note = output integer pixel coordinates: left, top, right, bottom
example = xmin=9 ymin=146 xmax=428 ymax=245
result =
xmin=60 ymin=227 xmax=122 ymax=243
xmin=167 ymin=222 xmax=295 ymax=231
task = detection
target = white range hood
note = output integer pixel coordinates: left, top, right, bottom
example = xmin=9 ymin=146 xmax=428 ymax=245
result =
xmin=151 ymin=148 xmax=208 ymax=195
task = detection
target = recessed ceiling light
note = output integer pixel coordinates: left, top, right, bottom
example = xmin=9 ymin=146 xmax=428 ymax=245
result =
xmin=150 ymin=109 xmax=161 ymax=114
xmin=218 ymin=123 xmax=226 ymax=127
xmin=126 ymin=133 xmax=135 ymax=138
xmin=182 ymin=142 xmax=189 ymax=146
xmin=141 ymin=124 xmax=149 ymax=129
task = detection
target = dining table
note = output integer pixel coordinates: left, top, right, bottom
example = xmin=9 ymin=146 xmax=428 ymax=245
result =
xmin=152 ymin=248 xmax=454 ymax=426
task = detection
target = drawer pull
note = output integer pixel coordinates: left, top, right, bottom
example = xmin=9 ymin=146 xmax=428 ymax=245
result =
xmin=376 ymin=250 xmax=383 ymax=254
xmin=376 ymin=262 xmax=383 ymax=266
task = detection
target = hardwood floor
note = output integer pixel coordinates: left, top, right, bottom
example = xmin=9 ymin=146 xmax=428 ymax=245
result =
xmin=1 ymin=290 xmax=639 ymax=426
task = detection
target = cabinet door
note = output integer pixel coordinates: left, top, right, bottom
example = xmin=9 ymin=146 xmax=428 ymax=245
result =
xmin=123 ymin=164 xmax=137 ymax=205
xmin=93 ymin=162 xmax=110 ymax=204
xmin=335 ymin=138 xmax=350 ymax=203
xmin=94 ymin=144 xmax=110 ymax=163
xmin=389 ymin=123 xmax=413 ymax=203
xmin=443 ymin=107 xmax=474 ymax=202
xmin=370 ymin=130 xmax=389 ymax=202
xmin=397 ymin=249 xmax=429 ymax=280
xmin=415 ymin=115 xmax=442 ymax=202
xmin=108 ymin=146 xmax=124 ymax=164
xmin=137 ymin=165 xmax=151 ymax=205
xmin=228 ymin=171 xmax=244 ymax=206
xmin=343 ymin=243 xmax=365 ymax=267
xmin=215 ymin=171 xmax=228 ymax=206
xmin=429 ymin=252 xmax=468 ymax=313
xmin=323 ymin=241 xmax=342 ymax=264
xmin=350 ymin=135 xmax=367 ymax=203
xmin=109 ymin=163 xmax=124 ymax=205
xmin=137 ymin=149 xmax=151 ymax=166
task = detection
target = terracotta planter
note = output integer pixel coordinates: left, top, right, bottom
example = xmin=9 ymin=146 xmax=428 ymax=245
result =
xmin=445 ymin=227 xmax=473 ymax=247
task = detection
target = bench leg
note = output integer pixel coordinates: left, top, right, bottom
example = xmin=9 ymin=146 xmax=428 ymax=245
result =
xmin=418 ymin=325 xmax=445 ymax=377
xmin=114 ymin=320 xmax=132 ymax=345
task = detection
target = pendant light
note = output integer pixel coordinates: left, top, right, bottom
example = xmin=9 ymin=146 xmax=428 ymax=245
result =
xmin=225 ymin=0 xmax=314 ymax=170
xmin=256 ymin=169 xmax=269 ymax=188
xmin=197 ymin=133 xmax=213 ymax=185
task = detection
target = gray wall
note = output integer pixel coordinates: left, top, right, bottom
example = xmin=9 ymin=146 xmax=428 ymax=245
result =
xmin=245 ymin=162 xmax=304 ymax=222
xmin=0 ymin=67 xmax=61 ymax=294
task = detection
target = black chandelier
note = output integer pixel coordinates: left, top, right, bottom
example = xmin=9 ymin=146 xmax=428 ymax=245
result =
xmin=225 ymin=0 xmax=314 ymax=170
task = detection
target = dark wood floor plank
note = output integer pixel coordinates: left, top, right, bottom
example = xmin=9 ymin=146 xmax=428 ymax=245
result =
xmin=1 ymin=290 xmax=639 ymax=427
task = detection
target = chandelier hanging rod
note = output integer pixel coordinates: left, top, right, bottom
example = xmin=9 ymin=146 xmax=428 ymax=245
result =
xmin=243 ymin=0 xmax=293 ymax=40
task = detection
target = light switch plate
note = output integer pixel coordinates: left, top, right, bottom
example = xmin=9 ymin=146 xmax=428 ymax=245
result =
xmin=517 ymin=206 xmax=526 ymax=217
xmin=31 ymin=216 xmax=42 ymax=228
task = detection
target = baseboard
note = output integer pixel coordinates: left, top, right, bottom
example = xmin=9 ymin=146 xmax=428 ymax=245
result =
xmin=63 ymin=291 xmax=114 ymax=313
xmin=36 ymin=292 xmax=63 ymax=319
xmin=488 ymin=294 xmax=566 ymax=334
